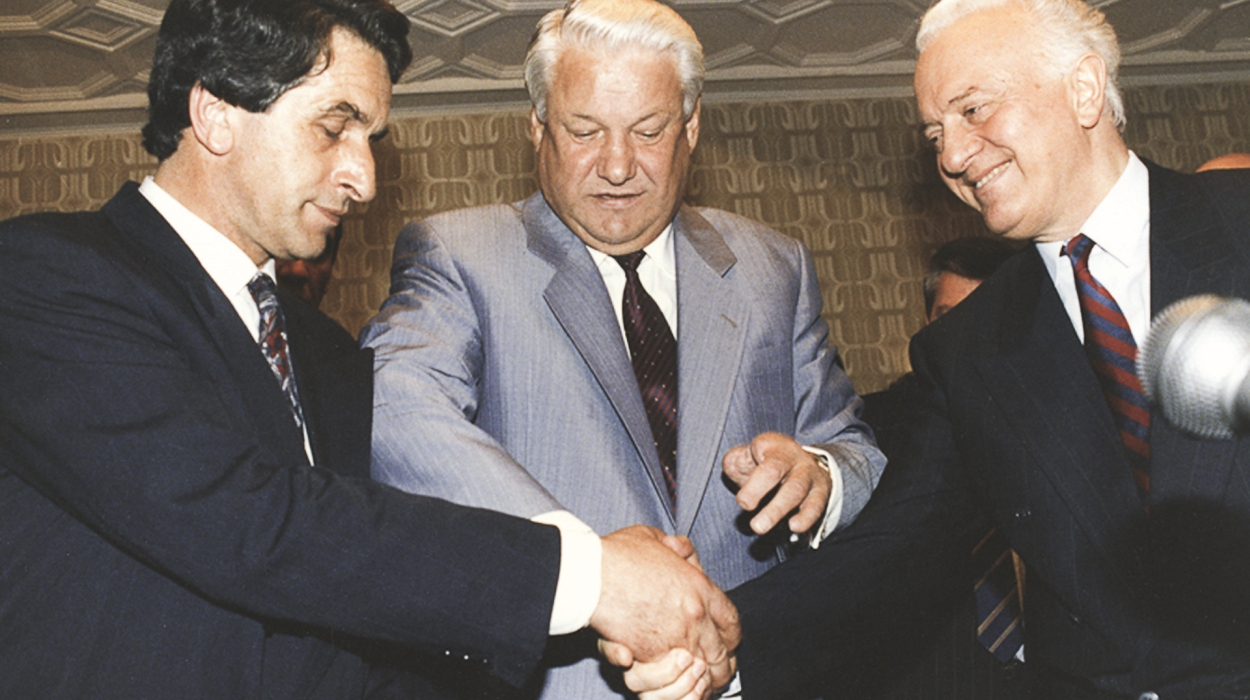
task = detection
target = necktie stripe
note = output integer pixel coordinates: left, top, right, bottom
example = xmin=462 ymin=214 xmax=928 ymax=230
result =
xmin=1064 ymin=234 xmax=1151 ymax=504
xmin=971 ymin=526 xmax=1024 ymax=663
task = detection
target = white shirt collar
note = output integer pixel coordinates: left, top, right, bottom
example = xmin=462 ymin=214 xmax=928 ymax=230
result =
xmin=1036 ymin=152 xmax=1151 ymax=343
xmin=1037 ymin=153 xmax=1149 ymax=273
xmin=584 ymin=224 xmax=676 ymax=276
xmin=138 ymin=176 xmax=275 ymax=306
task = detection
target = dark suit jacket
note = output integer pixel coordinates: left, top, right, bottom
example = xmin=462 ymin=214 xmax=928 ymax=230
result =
xmin=731 ymin=162 xmax=1250 ymax=699
xmin=0 ymin=183 xmax=561 ymax=699
xmin=860 ymin=379 xmax=1028 ymax=700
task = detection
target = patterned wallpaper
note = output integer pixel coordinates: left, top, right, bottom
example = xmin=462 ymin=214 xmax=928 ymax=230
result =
xmin=3 ymin=81 xmax=1249 ymax=393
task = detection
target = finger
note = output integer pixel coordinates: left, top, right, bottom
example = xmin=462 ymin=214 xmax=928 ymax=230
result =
xmin=721 ymin=446 xmax=754 ymax=486
xmin=786 ymin=468 xmax=833 ymax=533
xmin=735 ymin=455 xmax=788 ymax=514
xmin=620 ymin=647 xmax=696 ymax=694
xmin=598 ymin=639 xmax=635 ymax=668
xmin=694 ymin=590 xmax=740 ymax=690
xmin=662 ymin=535 xmax=703 ymax=570
xmin=748 ymin=467 xmax=813 ymax=534
xmin=636 ymin=656 xmax=707 ymax=700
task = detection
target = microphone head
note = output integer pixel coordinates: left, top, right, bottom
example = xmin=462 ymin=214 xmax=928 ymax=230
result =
xmin=1138 ymin=295 xmax=1250 ymax=439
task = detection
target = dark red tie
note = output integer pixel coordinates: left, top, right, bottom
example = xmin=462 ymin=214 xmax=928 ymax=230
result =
xmin=248 ymin=273 xmax=305 ymax=431
xmin=1064 ymin=234 xmax=1151 ymax=500
xmin=613 ymin=251 xmax=678 ymax=511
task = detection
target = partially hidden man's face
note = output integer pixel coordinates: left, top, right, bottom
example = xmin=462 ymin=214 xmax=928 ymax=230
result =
xmin=914 ymin=3 xmax=1098 ymax=244
xmin=223 ymin=28 xmax=391 ymax=264
xmin=927 ymin=271 xmax=982 ymax=324
xmin=531 ymin=44 xmax=700 ymax=255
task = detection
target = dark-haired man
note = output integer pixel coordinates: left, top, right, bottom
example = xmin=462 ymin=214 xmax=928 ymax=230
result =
xmin=0 ymin=0 xmax=737 ymax=697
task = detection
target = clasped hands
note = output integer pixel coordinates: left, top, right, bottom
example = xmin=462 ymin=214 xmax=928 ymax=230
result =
xmin=592 ymin=433 xmax=833 ymax=700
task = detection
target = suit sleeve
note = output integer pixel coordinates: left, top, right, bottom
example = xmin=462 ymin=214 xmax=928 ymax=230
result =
xmin=0 ymin=215 xmax=559 ymax=687
xmin=730 ymin=333 xmax=982 ymax=700
xmin=362 ymin=218 xmax=567 ymax=519
xmin=789 ymin=240 xmax=887 ymax=529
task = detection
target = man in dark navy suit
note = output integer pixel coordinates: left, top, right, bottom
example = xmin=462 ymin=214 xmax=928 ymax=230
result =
xmin=0 ymin=1 xmax=738 ymax=697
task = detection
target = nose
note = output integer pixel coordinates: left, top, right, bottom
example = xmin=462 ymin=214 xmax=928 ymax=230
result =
xmin=335 ymin=137 xmax=377 ymax=204
xmin=596 ymin=133 xmax=636 ymax=186
xmin=937 ymin=122 xmax=981 ymax=180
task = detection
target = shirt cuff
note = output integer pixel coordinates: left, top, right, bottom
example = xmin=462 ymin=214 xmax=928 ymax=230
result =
xmin=799 ymin=446 xmax=843 ymax=549
xmin=716 ymin=671 xmax=743 ymax=699
xmin=532 ymin=510 xmax=602 ymax=635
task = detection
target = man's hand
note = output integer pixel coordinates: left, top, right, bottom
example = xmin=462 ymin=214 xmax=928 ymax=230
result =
xmin=723 ymin=432 xmax=832 ymax=535
xmin=617 ymin=647 xmax=712 ymax=700
xmin=591 ymin=525 xmax=739 ymax=689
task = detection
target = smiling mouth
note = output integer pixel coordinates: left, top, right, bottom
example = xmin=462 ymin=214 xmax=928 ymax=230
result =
xmin=973 ymin=162 xmax=1010 ymax=190
xmin=315 ymin=205 xmax=347 ymax=225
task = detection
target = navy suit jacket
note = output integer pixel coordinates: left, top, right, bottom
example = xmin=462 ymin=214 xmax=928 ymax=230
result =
xmin=0 ymin=183 xmax=561 ymax=699
xmin=731 ymin=162 xmax=1250 ymax=699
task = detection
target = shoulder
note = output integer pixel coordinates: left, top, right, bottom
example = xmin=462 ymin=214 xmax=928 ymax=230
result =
xmin=691 ymin=206 xmax=803 ymax=252
xmin=0 ymin=209 xmax=133 ymax=296
xmin=684 ymin=206 xmax=809 ymax=278
xmin=394 ymin=201 xmax=528 ymax=261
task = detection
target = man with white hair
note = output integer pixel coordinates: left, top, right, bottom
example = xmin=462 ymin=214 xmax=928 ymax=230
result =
xmin=362 ymin=0 xmax=885 ymax=697
xmin=629 ymin=0 xmax=1250 ymax=698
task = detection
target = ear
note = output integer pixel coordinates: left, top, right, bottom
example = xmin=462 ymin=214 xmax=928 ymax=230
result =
xmin=1071 ymin=53 xmax=1108 ymax=129
xmin=187 ymin=82 xmax=236 ymax=156
xmin=529 ymin=107 xmax=546 ymax=151
xmin=684 ymin=96 xmax=702 ymax=151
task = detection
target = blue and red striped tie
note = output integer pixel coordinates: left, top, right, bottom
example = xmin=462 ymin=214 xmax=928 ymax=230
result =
xmin=1064 ymin=234 xmax=1151 ymax=501
xmin=614 ymin=251 xmax=678 ymax=512
xmin=973 ymin=526 xmax=1025 ymax=663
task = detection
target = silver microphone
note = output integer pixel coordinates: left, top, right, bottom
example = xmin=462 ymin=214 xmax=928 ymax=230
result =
xmin=1138 ymin=295 xmax=1250 ymax=439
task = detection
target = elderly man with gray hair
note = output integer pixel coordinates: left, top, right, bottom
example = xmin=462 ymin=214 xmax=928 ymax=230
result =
xmin=629 ymin=0 xmax=1250 ymax=698
xmin=361 ymin=0 xmax=884 ymax=697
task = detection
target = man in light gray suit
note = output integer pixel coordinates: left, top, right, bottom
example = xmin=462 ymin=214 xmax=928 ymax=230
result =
xmin=361 ymin=0 xmax=885 ymax=697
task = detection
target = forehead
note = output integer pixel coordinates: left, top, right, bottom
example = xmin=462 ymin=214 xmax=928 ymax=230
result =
xmin=280 ymin=29 xmax=392 ymax=125
xmin=547 ymin=44 xmax=682 ymax=110
xmin=914 ymin=6 xmax=1037 ymax=112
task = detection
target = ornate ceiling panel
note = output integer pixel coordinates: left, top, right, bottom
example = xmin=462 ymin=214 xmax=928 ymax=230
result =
xmin=2 ymin=0 xmax=1249 ymax=134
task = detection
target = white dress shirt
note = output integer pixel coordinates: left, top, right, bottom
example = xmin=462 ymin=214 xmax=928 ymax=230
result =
xmin=1036 ymin=152 xmax=1151 ymax=345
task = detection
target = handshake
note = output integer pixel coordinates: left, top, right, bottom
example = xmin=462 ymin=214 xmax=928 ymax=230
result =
xmin=587 ymin=433 xmax=836 ymax=699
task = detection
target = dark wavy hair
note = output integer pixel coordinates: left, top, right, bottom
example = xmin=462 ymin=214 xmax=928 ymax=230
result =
xmin=141 ymin=0 xmax=411 ymax=160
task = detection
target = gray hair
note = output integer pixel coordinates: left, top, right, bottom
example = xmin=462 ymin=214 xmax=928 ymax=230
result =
xmin=525 ymin=0 xmax=705 ymax=123
xmin=916 ymin=0 xmax=1124 ymax=129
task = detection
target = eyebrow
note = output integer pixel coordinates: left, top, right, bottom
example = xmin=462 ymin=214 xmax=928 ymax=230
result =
xmin=324 ymin=101 xmax=366 ymax=122
xmin=322 ymin=101 xmax=389 ymax=142
xmin=943 ymin=86 xmax=978 ymax=112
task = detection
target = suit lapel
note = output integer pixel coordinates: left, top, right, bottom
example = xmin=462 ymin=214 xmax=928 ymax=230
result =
xmin=102 ymin=183 xmax=309 ymax=467
xmin=526 ymin=194 xmax=676 ymax=519
xmin=979 ymin=248 xmax=1144 ymax=571
xmin=1144 ymin=161 xmax=1242 ymax=503
xmin=671 ymin=207 xmax=748 ymax=534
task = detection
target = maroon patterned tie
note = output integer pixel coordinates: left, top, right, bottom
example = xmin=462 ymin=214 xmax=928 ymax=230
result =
xmin=248 ymin=273 xmax=305 ymax=431
xmin=1064 ymin=234 xmax=1151 ymax=501
xmin=613 ymin=251 xmax=678 ymax=511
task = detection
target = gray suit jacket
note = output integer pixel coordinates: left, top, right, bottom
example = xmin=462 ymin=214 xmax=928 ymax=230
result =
xmin=361 ymin=192 xmax=884 ymax=698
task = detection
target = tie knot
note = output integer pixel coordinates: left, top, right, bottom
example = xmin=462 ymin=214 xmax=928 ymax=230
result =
xmin=1063 ymin=233 xmax=1095 ymax=268
xmin=248 ymin=273 xmax=278 ymax=305
xmin=612 ymin=250 xmax=647 ymax=275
